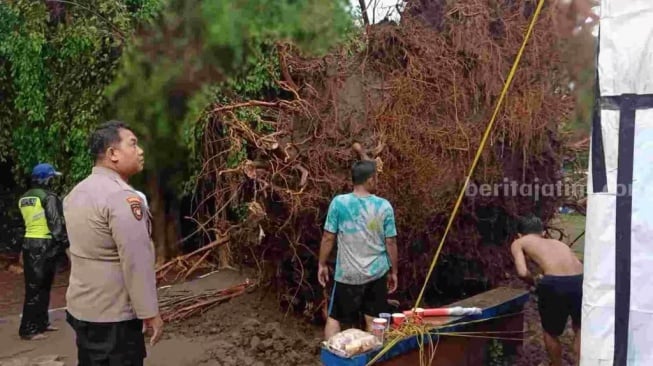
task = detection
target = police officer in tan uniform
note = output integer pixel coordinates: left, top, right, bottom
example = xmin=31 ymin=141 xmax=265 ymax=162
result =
xmin=63 ymin=120 xmax=163 ymax=365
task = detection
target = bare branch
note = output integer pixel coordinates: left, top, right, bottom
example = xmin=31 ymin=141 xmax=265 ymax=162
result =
xmin=373 ymin=0 xmax=380 ymax=24
xmin=358 ymin=0 xmax=370 ymax=25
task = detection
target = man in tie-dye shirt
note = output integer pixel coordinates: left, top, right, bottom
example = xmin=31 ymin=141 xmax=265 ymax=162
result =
xmin=318 ymin=159 xmax=398 ymax=339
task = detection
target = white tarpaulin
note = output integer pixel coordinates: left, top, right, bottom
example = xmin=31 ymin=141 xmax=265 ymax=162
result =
xmin=582 ymin=1 xmax=653 ymax=365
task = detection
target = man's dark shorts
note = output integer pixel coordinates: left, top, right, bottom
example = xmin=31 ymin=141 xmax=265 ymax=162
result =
xmin=328 ymin=273 xmax=390 ymax=324
xmin=536 ymin=274 xmax=583 ymax=336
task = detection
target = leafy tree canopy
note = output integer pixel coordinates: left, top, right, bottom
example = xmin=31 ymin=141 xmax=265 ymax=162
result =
xmin=0 ymin=0 xmax=163 ymax=187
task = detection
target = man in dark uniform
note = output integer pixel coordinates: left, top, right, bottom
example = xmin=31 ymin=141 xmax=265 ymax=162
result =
xmin=18 ymin=163 xmax=69 ymax=340
xmin=64 ymin=120 xmax=163 ymax=365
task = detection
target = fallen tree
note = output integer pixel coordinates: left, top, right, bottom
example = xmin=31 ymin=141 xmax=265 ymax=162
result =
xmin=163 ymin=0 xmax=576 ymax=320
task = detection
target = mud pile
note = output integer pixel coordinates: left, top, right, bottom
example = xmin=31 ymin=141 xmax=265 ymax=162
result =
xmin=198 ymin=321 xmax=318 ymax=366
xmin=170 ymin=292 xmax=322 ymax=366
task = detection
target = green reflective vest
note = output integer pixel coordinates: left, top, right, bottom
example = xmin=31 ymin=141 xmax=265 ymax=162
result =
xmin=18 ymin=188 xmax=52 ymax=239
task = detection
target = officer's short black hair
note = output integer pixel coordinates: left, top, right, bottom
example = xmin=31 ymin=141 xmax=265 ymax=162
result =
xmin=517 ymin=214 xmax=544 ymax=235
xmin=351 ymin=160 xmax=376 ymax=185
xmin=89 ymin=120 xmax=134 ymax=161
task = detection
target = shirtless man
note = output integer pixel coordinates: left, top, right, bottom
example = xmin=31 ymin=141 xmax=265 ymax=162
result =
xmin=510 ymin=215 xmax=583 ymax=366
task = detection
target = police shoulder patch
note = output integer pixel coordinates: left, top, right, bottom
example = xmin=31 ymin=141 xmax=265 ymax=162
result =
xmin=126 ymin=196 xmax=143 ymax=221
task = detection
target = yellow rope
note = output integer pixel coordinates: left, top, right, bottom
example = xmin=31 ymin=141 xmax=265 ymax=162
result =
xmin=412 ymin=0 xmax=546 ymax=310
xmin=365 ymin=0 xmax=546 ymax=363
xmin=436 ymin=333 xmax=524 ymax=342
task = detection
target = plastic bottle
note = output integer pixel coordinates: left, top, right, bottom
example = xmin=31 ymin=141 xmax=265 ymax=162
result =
xmin=371 ymin=318 xmax=387 ymax=343
xmin=379 ymin=313 xmax=392 ymax=330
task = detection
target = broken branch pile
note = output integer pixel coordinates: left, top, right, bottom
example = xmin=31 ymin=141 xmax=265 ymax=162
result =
xmin=156 ymin=235 xmax=229 ymax=283
xmin=159 ymin=280 xmax=254 ymax=322
xmin=186 ymin=0 xmax=575 ymax=320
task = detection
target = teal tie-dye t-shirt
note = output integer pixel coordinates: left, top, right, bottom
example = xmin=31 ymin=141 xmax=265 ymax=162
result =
xmin=324 ymin=193 xmax=397 ymax=285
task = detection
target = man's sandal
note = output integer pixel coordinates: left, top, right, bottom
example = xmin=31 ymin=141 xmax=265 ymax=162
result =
xmin=45 ymin=325 xmax=59 ymax=331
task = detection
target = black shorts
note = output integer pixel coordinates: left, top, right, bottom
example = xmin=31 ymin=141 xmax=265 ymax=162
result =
xmin=328 ymin=274 xmax=390 ymax=324
xmin=66 ymin=311 xmax=146 ymax=366
xmin=536 ymin=274 xmax=583 ymax=336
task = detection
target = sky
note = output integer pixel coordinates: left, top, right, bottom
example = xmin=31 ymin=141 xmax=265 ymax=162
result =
xmin=348 ymin=0 xmax=402 ymax=24
xmin=348 ymin=1 xmax=600 ymax=33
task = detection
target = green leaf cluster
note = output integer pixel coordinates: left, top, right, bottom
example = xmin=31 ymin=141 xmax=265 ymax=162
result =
xmin=0 ymin=0 xmax=162 ymax=187
xmin=201 ymin=0 xmax=354 ymax=71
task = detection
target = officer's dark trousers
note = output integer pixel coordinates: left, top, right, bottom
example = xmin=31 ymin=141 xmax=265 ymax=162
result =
xmin=66 ymin=311 xmax=146 ymax=366
xmin=19 ymin=239 xmax=56 ymax=338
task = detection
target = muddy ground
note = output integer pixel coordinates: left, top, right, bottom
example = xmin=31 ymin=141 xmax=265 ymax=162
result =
xmin=0 ymin=267 xmax=325 ymax=366
xmin=0 ymin=253 xmax=582 ymax=366
xmin=0 ymin=260 xmax=68 ymax=316
xmin=0 ymin=272 xmax=580 ymax=366
xmin=165 ymin=289 xmax=323 ymax=366
xmin=173 ymin=282 xmax=581 ymax=366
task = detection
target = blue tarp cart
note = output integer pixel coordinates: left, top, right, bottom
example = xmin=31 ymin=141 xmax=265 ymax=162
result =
xmin=320 ymin=287 xmax=529 ymax=366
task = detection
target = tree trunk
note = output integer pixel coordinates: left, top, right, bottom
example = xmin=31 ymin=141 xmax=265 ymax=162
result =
xmin=165 ymin=212 xmax=179 ymax=260
xmin=214 ymin=215 xmax=233 ymax=269
xmin=358 ymin=0 xmax=370 ymax=25
xmin=148 ymin=174 xmax=170 ymax=265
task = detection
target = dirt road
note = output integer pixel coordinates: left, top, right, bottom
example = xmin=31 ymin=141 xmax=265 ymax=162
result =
xmin=0 ymin=270 xmax=323 ymax=366
xmin=0 ymin=268 xmax=581 ymax=366
xmin=0 ymin=267 xmax=68 ymax=317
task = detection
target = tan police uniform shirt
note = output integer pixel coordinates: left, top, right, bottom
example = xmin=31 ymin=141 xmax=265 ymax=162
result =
xmin=63 ymin=166 xmax=158 ymax=322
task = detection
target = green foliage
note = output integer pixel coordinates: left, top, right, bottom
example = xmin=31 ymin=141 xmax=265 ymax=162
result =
xmin=234 ymin=107 xmax=274 ymax=133
xmin=0 ymin=0 xmax=161 ymax=187
xmin=231 ymin=203 xmax=249 ymax=222
xmin=487 ymin=339 xmax=508 ymax=366
xmin=226 ymin=42 xmax=281 ymax=99
xmin=104 ymin=50 xmax=181 ymax=182
xmin=105 ymin=0 xmax=355 ymax=199
xmin=180 ymin=85 xmax=219 ymax=196
xmin=226 ymin=140 xmax=248 ymax=169
xmin=0 ymin=3 xmax=46 ymax=123
xmin=126 ymin=0 xmax=165 ymax=20
xmin=200 ymin=0 xmax=354 ymax=71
